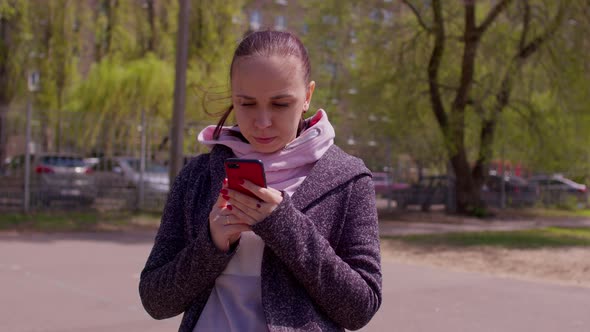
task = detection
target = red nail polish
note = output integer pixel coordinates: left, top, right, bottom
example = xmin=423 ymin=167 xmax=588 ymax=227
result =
xmin=223 ymin=178 xmax=228 ymax=185
xmin=221 ymin=189 xmax=228 ymax=195
xmin=222 ymin=195 xmax=230 ymax=201
xmin=227 ymin=205 xmax=233 ymax=211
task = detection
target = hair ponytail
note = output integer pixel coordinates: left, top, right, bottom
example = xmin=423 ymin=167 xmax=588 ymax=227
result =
xmin=212 ymin=105 xmax=234 ymax=140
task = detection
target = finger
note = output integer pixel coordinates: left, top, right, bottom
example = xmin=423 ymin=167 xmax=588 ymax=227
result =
xmin=224 ymin=223 xmax=252 ymax=234
xmin=226 ymin=203 xmax=258 ymax=225
xmin=225 ymin=189 xmax=261 ymax=211
xmin=215 ymin=179 xmax=229 ymax=208
xmin=238 ymin=180 xmax=283 ymax=204
xmin=220 ymin=223 xmax=252 ymax=252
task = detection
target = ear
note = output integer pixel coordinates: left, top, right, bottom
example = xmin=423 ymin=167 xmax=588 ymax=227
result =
xmin=304 ymin=81 xmax=316 ymax=111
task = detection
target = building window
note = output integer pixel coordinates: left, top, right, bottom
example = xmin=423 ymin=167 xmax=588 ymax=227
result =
xmin=325 ymin=38 xmax=337 ymax=49
xmin=349 ymin=53 xmax=357 ymax=69
xmin=302 ymin=23 xmax=309 ymax=35
xmin=349 ymin=29 xmax=357 ymax=44
xmin=369 ymin=9 xmax=381 ymax=22
xmin=275 ymin=15 xmax=286 ymax=31
xmin=382 ymin=9 xmax=394 ymax=25
xmin=250 ymin=10 xmax=261 ymax=30
xmin=322 ymin=15 xmax=338 ymax=25
xmin=324 ymin=62 xmax=337 ymax=76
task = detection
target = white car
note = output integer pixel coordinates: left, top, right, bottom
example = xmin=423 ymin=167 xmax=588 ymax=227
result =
xmin=93 ymin=157 xmax=170 ymax=195
xmin=529 ymin=174 xmax=588 ymax=206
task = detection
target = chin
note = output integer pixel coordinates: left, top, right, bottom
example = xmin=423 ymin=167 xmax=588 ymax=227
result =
xmin=253 ymin=143 xmax=283 ymax=154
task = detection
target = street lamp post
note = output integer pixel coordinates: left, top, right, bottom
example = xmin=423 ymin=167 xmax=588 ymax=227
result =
xmin=24 ymin=70 xmax=40 ymax=213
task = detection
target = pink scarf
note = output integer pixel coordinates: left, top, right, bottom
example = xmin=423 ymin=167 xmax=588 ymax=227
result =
xmin=197 ymin=109 xmax=335 ymax=196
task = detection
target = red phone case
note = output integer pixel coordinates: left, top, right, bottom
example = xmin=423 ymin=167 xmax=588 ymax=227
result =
xmin=224 ymin=158 xmax=267 ymax=198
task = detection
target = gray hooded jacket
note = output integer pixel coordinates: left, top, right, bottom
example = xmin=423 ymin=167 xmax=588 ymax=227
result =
xmin=139 ymin=144 xmax=382 ymax=331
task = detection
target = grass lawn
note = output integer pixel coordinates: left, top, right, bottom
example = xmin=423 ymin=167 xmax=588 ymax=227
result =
xmin=0 ymin=212 xmax=162 ymax=232
xmin=524 ymin=208 xmax=590 ymax=218
xmin=387 ymin=227 xmax=590 ymax=249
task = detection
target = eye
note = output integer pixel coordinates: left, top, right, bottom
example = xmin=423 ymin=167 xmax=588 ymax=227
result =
xmin=241 ymin=103 xmax=256 ymax=107
xmin=273 ymin=103 xmax=290 ymax=108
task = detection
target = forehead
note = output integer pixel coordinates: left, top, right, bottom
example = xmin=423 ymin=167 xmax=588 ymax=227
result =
xmin=231 ymin=55 xmax=306 ymax=95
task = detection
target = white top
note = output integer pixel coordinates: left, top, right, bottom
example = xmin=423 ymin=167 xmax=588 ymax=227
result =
xmin=193 ymin=231 xmax=267 ymax=331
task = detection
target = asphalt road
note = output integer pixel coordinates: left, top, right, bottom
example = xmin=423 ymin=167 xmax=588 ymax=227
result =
xmin=1 ymin=231 xmax=589 ymax=332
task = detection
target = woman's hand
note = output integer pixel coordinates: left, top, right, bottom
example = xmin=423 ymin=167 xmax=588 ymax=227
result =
xmin=221 ymin=179 xmax=283 ymax=226
xmin=209 ymin=179 xmax=252 ymax=252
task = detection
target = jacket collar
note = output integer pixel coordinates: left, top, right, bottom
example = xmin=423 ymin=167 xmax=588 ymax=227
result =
xmin=291 ymin=145 xmax=370 ymax=210
xmin=208 ymin=145 xmax=370 ymax=211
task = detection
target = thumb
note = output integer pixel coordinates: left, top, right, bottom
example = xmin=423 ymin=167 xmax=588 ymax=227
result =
xmin=216 ymin=178 xmax=229 ymax=208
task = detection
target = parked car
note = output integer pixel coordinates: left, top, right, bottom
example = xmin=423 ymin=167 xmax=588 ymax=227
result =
xmin=395 ymin=175 xmax=449 ymax=211
xmin=93 ymin=157 xmax=170 ymax=195
xmin=482 ymin=173 xmax=538 ymax=207
xmin=0 ymin=154 xmax=97 ymax=206
xmin=371 ymin=172 xmax=410 ymax=198
xmin=528 ymin=174 xmax=588 ymax=207
xmin=394 ymin=172 xmax=538 ymax=210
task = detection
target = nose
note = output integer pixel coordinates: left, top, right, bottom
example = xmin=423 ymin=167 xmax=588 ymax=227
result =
xmin=254 ymin=110 xmax=272 ymax=129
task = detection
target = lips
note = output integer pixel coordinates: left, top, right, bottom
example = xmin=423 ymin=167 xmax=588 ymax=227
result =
xmin=253 ymin=136 xmax=276 ymax=144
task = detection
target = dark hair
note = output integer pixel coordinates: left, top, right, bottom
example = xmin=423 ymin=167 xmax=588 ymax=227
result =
xmin=212 ymin=30 xmax=311 ymax=139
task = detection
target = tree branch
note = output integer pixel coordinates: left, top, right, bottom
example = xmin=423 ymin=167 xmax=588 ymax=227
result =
xmin=476 ymin=0 xmax=513 ymax=35
xmin=427 ymin=0 xmax=447 ymax=130
xmin=401 ymin=0 xmax=433 ymax=34
xmin=452 ymin=0 xmax=478 ymax=114
xmin=518 ymin=0 xmax=531 ymax=51
xmin=518 ymin=3 xmax=566 ymax=60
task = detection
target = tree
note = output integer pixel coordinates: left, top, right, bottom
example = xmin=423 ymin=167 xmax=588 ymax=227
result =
xmin=27 ymin=0 xmax=82 ymax=152
xmin=69 ymin=55 xmax=173 ymax=156
xmin=0 ymin=0 xmax=29 ymax=164
xmin=399 ymin=0 xmax=576 ymax=214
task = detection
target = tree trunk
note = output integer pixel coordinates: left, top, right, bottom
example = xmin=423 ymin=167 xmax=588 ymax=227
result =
xmin=147 ymin=0 xmax=157 ymax=53
xmin=1 ymin=16 xmax=11 ymax=166
xmin=0 ymin=105 xmax=7 ymax=167
xmin=452 ymin=152 xmax=484 ymax=214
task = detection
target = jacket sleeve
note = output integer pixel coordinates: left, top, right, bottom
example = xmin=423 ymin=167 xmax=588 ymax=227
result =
xmin=251 ymin=174 xmax=382 ymax=330
xmin=138 ymin=159 xmax=236 ymax=320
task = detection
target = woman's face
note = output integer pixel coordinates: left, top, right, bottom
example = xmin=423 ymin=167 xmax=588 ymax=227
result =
xmin=231 ymin=55 xmax=315 ymax=154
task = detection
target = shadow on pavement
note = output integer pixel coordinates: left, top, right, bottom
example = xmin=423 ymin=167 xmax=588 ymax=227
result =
xmin=0 ymin=229 xmax=158 ymax=245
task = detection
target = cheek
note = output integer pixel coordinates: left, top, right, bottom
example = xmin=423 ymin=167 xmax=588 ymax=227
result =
xmin=280 ymin=112 xmax=302 ymax=135
xmin=234 ymin=110 xmax=250 ymax=127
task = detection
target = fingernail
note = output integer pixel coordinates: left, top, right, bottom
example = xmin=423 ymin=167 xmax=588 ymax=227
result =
xmin=223 ymin=178 xmax=228 ymax=185
xmin=222 ymin=195 xmax=230 ymax=201
xmin=239 ymin=179 xmax=245 ymax=185
xmin=221 ymin=189 xmax=228 ymax=195
xmin=227 ymin=205 xmax=233 ymax=211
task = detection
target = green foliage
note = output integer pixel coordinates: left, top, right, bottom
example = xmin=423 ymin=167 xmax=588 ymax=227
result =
xmin=306 ymin=0 xmax=589 ymax=195
xmin=0 ymin=211 xmax=161 ymax=232
xmin=0 ymin=0 xmax=31 ymax=101
xmin=1 ymin=0 xmax=244 ymax=156
xmin=394 ymin=227 xmax=590 ymax=249
xmin=2 ymin=0 xmax=588 ymax=181
xmin=68 ymin=54 xmax=174 ymax=150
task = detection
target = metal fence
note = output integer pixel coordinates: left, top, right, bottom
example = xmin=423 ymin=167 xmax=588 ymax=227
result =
xmin=377 ymin=173 xmax=589 ymax=212
xmin=2 ymin=106 xmax=587 ymax=214
xmin=0 ymin=106 xmax=183 ymax=213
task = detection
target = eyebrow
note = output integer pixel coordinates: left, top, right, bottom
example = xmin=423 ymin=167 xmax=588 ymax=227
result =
xmin=236 ymin=94 xmax=295 ymax=100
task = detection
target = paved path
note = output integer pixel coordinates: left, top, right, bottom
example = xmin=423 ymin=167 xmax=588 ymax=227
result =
xmin=1 ymin=231 xmax=589 ymax=331
xmin=367 ymin=260 xmax=590 ymax=332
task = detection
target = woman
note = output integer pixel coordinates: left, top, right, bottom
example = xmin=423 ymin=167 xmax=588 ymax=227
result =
xmin=139 ymin=30 xmax=382 ymax=331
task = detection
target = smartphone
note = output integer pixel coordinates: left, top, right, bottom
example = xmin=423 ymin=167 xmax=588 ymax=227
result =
xmin=224 ymin=158 xmax=267 ymax=198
